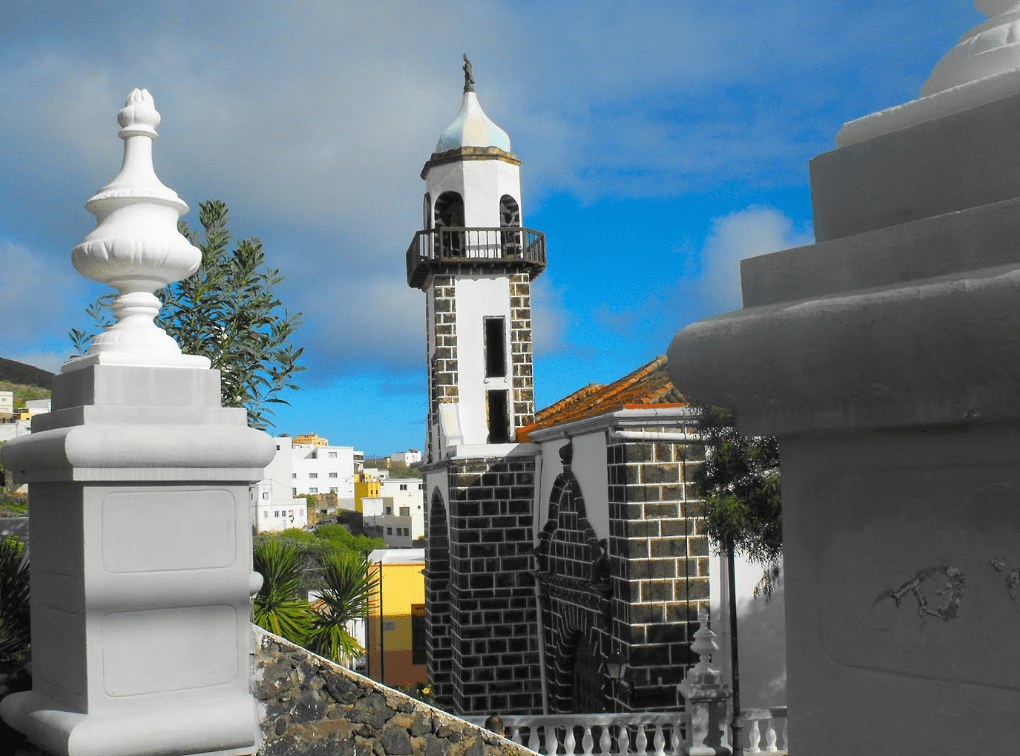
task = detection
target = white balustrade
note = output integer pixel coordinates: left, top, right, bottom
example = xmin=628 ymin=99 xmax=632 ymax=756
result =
xmin=741 ymin=707 xmax=788 ymax=755
xmin=465 ymin=712 xmax=683 ymax=755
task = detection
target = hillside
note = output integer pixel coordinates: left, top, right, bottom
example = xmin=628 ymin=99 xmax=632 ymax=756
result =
xmin=0 ymin=357 xmax=54 ymax=390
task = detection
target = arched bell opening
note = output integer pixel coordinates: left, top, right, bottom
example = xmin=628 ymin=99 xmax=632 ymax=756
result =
xmin=434 ymin=191 xmax=465 ymax=256
xmin=499 ymin=194 xmax=522 ymax=257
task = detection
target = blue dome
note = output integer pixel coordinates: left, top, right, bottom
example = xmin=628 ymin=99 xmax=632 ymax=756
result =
xmin=435 ymin=91 xmax=511 ymax=153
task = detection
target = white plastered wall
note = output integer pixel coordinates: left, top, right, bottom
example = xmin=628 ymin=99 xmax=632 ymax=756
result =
xmin=453 ymin=275 xmax=513 ymax=445
xmin=424 ymin=159 xmax=522 ymax=228
xmin=709 ymin=550 xmax=787 ymax=709
xmin=536 ymin=433 xmax=610 ymax=540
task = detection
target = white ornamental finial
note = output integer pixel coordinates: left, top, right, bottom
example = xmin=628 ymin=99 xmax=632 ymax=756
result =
xmin=921 ymin=1 xmax=1020 ymax=97
xmin=69 ymin=89 xmax=209 ymax=371
xmin=689 ymin=607 xmax=720 ymax=677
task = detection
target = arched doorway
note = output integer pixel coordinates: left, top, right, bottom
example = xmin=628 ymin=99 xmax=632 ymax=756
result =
xmin=569 ymin=634 xmax=603 ymax=713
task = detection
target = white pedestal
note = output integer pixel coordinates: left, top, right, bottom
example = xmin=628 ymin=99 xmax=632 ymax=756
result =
xmin=0 ymin=364 xmax=274 ymax=756
xmin=669 ymin=78 xmax=1020 ymax=753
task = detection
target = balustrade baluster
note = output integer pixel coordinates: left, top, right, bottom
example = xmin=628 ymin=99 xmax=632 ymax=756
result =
xmin=670 ymin=723 xmax=681 ymax=754
xmin=545 ymin=726 xmax=560 ymax=756
xmin=617 ymin=724 xmax=630 ymax=755
xmin=652 ymin=724 xmax=666 ymax=756
xmin=563 ymin=727 xmax=576 ymax=756
xmin=527 ymin=726 xmax=541 ymax=753
xmin=582 ymin=725 xmax=595 ymax=755
xmin=747 ymin=718 xmax=762 ymax=754
xmin=764 ymin=719 xmax=778 ymax=753
xmin=635 ymin=725 xmax=647 ymax=753
xmin=599 ymin=724 xmax=612 ymax=754
xmin=508 ymin=726 xmax=520 ymax=745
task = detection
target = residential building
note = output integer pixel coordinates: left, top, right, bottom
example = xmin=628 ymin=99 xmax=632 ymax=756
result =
xmin=252 ymin=435 xmax=361 ymax=532
xmin=366 ymin=548 xmax=427 ymax=689
xmin=390 ymin=449 xmax=422 ymax=466
xmin=0 ymin=390 xmax=13 ymax=418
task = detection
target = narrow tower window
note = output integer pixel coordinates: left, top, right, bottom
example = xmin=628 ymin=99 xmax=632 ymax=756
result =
xmin=423 ymin=193 xmax=432 ymax=229
xmin=487 ymin=390 xmax=510 ymax=443
xmin=484 ymin=317 xmax=507 ymax=378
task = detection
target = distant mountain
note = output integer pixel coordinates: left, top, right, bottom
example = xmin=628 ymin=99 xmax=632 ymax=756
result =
xmin=0 ymin=357 xmax=54 ymax=390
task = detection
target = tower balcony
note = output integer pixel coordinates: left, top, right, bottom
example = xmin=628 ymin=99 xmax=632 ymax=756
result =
xmin=406 ymin=226 xmax=546 ymax=288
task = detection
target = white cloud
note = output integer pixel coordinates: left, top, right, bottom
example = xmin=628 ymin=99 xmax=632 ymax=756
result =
xmin=699 ymin=207 xmax=814 ymax=312
xmin=0 ymin=239 xmax=90 ymax=352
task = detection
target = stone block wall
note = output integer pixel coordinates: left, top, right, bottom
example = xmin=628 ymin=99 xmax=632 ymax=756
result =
xmin=445 ymin=455 xmax=543 ymax=715
xmin=425 ymin=487 xmax=454 ymax=709
xmin=508 ymin=273 xmax=535 ymax=429
xmin=607 ymin=431 xmax=709 ymax=710
xmin=254 ymin=627 xmax=533 ymax=756
xmin=427 ymin=274 xmax=458 ymax=462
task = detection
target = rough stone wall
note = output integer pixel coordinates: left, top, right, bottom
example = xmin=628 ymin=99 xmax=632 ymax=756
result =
xmin=607 ymin=431 xmax=709 ymax=710
xmin=445 ymin=456 xmax=543 ymax=715
xmin=509 ymin=273 xmax=535 ymax=430
xmin=253 ymin=627 xmax=534 ymax=756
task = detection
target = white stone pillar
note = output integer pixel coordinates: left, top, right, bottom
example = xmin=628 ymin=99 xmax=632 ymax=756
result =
xmin=0 ymin=90 xmax=274 ymax=756
xmin=678 ymin=610 xmax=732 ymax=756
xmin=668 ymin=4 xmax=1020 ymax=753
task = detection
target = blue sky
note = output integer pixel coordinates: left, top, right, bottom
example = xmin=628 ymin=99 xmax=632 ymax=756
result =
xmin=0 ymin=1 xmax=983 ymax=456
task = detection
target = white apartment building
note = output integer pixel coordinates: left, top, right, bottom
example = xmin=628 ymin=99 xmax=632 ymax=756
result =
xmin=389 ymin=449 xmax=422 ymax=466
xmin=251 ymin=436 xmax=362 ymax=533
xmin=378 ymin=477 xmax=425 ymax=543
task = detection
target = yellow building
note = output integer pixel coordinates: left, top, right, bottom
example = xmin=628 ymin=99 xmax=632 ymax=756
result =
xmin=366 ymin=549 xmax=426 ymax=689
xmin=353 ymin=473 xmax=380 ymax=513
xmin=293 ymin=433 xmax=329 ymax=447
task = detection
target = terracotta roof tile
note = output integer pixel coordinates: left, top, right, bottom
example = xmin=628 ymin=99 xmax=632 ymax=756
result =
xmin=518 ymin=355 xmax=689 ymax=441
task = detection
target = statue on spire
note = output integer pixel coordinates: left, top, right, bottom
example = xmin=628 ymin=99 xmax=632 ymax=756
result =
xmin=463 ymin=54 xmax=475 ymax=93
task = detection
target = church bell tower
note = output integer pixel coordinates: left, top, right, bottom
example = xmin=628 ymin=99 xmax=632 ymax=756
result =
xmin=406 ymin=56 xmax=546 ymax=463
xmin=404 ymin=58 xmax=546 ymax=715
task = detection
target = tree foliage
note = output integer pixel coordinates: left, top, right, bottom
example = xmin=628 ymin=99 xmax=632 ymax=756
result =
xmin=692 ymin=407 xmax=783 ymax=596
xmin=252 ymin=539 xmax=312 ymax=644
xmin=0 ymin=536 xmax=30 ymax=669
xmin=72 ymin=200 xmax=304 ymax=430
xmin=251 ymin=536 xmax=379 ymax=665
xmin=307 ymin=551 xmax=379 ymax=664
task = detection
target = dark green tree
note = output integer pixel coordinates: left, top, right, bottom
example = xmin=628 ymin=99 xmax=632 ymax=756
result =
xmin=692 ymin=407 xmax=782 ymax=596
xmin=72 ymin=200 xmax=304 ymax=430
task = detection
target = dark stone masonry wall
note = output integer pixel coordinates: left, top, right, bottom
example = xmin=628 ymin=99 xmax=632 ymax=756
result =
xmin=445 ymin=455 xmax=543 ymax=715
xmin=607 ymin=431 xmax=709 ymax=711
xmin=508 ymin=272 xmax=535 ymax=429
xmin=254 ymin=628 xmax=533 ymax=756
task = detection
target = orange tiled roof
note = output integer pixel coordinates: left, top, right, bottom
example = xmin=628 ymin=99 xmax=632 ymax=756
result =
xmin=517 ymin=355 xmax=689 ymax=441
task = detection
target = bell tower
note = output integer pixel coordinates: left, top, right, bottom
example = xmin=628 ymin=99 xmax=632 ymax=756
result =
xmin=405 ymin=58 xmax=545 ymax=715
xmin=406 ymin=55 xmax=546 ymax=463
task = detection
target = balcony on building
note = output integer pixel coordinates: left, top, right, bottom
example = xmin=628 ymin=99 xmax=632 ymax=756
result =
xmin=406 ymin=226 xmax=546 ymax=287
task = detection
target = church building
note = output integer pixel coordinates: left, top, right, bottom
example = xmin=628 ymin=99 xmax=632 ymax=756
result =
xmin=404 ymin=60 xmax=779 ymax=716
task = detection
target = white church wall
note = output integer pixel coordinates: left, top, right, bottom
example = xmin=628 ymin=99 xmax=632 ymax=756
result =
xmin=709 ymin=549 xmax=787 ymax=709
xmin=453 ymin=275 xmax=513 ymax=445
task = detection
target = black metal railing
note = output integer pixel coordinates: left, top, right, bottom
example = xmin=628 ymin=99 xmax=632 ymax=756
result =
xmin=406 ymin=227 xmax=546 ymax=286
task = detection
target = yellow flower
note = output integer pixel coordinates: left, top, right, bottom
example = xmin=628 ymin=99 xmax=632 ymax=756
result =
xmin=422 ymin=687 xmax=431 ymax=695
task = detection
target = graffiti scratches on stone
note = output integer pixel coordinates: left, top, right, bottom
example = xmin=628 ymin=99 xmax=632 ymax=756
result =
xmin=874 ymin=563 xmax=965 ymax=621
xmin=988 ymin=557 xmax=1020 ymax=600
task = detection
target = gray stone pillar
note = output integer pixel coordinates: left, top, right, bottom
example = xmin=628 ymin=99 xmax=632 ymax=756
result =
xmin=0 ymin=90 xmax=274 ymax=756
xmin=668 ymin=5 xmax=1020 ymax=752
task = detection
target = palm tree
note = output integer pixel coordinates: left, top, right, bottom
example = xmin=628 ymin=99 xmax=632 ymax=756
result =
xmin=252 ymin=539 xmax=312 ymax=644
xmin=307 ymin=551 xmax=378 ymax=664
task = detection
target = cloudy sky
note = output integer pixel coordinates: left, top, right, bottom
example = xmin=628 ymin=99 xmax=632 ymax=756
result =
xmin=0 ymin=1 xmax=983 ymax=454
